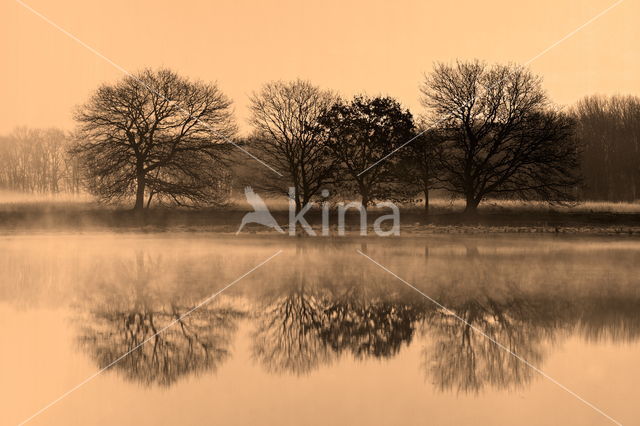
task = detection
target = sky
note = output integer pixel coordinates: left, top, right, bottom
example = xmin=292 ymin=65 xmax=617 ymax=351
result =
xmin=0 ymin=0 xmax=638 ymax=135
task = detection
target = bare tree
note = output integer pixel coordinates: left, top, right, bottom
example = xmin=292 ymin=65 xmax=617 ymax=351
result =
xmin=421 ymin=61 xmax=579 ymax=214
xmin=71 ymin=68 xmax=236 ymax=210
xmin=0 ymin=127 xmax=78 ymax=194
xmin=249 ymin=80 xmax=336 ymax=211
xmin=573 ymin=95 xmax=640 ymax=201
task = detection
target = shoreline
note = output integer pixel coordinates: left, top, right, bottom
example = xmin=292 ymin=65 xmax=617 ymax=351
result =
xmin=2 ymin=204 xmax=640 ymax=236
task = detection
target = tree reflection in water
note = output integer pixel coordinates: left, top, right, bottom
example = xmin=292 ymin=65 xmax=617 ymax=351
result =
xmin=251 ymin=279 xmax=427 ymax=375
xmin=77 ymin=252 xmax=244 ymax=387
xmin=418 ymin=243 xmax=573 ymax=394
xmin=578 ymin=296 xmax=640 ymax=343
xmin=421 ymin=296 xmax=566 ymax=394
xmin=73 ymin=242 xmax=640 ymax=392
xmin=251 ymin=243 xmax=428 ymax=375
xmin=251 ymin=279 xmax=334 ymax=375
xmin=319 ymin=285 xmax=426 ymax=359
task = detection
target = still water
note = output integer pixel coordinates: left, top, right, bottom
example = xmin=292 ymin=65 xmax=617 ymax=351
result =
xmin=1 ymin=233 xmax=639 ymax=425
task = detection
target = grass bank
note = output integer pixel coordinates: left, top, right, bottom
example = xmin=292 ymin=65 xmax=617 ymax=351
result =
xmin=1 ymin=199 xmax=640 ymax=235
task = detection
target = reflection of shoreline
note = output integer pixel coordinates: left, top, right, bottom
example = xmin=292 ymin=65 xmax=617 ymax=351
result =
xmin=57 ymin=243 xmax=640 ymax=392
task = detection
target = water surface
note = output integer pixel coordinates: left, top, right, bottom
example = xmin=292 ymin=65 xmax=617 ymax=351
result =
xmin=1 ymin=234 xmax=639 ymax=425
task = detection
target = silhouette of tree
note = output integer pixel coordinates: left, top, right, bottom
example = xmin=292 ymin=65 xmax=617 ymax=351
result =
xmin=248 ymin=80 xmax=337 ymax=212
xmin=71 ymin=68 xmax=236 ymax=210
xmin=318 ymin=95 xmax=415 ymax=207
xmin=421 ymin=60 xmax=579 ymax=213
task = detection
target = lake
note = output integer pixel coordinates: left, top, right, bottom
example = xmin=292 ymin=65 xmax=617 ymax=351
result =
xmin=1 ymin=233 xmax=639 ymax=425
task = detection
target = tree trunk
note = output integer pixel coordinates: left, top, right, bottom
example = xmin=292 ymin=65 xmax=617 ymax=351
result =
xmin=360 ymin=189 xmax=370 ymax=209
xmin=134 ymin=173 xmax=146 ymax=211
xmin=463 ymin=194 xmax=480 ymax=215
xmin=295 ymin=195 xmax=302 ymax=214
xmin=423 ymin=184 xmax=430 ymax=214
xmin=146 ymin=191 xmax=155 ymax=209
xmin=361 ymin=196 xmax=370 ymax=209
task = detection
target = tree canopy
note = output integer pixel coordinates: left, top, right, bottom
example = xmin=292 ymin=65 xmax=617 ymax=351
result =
xmin=71 ymin=68 xmax=236 ymax=210
xmin=421 ymin=61 xmax=579 ymax=213
xmin=249 ymin=79 xmax=337 ymax=211
xmin=319 ymin=95 xmax=415 ymax=207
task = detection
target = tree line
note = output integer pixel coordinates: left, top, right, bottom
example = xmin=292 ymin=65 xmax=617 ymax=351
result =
xmin=245 ymin=62 xmax=580 ymax=215
xmin=0 ymin=127 xmax=81 ymax=194
xmin=573 ymin=95 xmax=640 ymax=201
xmin=1 ymin=60 xmax=638 ymax=211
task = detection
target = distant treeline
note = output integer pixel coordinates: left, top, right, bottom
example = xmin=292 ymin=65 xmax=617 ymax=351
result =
xmin=0 ymin=61 xmax=639 ymax=211
xmin=574 ymin=95 xmax=640 ymax=201
xmin=0 ymin=127 xmax=81 ymax=194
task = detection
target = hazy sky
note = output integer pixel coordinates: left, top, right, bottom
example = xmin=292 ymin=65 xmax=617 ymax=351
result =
xmin=1 ymin=0 xmax=638 ymax=135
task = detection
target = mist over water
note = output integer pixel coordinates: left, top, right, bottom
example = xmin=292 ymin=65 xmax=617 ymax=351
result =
xmin=3 ymin=0 xmax=640 ymax=425
xmin=1 ymin=233 xmax=639 ymax=425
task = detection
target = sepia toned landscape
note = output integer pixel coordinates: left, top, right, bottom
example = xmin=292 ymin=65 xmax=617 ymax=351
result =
xmin=1 ymin=0 xmax=640 ymax=425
